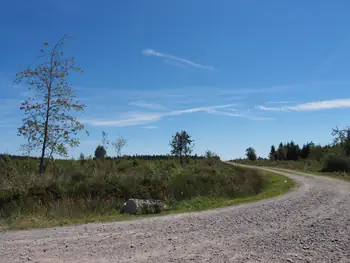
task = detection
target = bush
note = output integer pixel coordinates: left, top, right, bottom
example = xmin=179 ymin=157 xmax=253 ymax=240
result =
xmin=322 ymin=155 xmax=350 ymax=173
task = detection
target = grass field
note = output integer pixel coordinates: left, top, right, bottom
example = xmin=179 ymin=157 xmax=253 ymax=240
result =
xmin=0 ymin=158 xmax=296 ymax=231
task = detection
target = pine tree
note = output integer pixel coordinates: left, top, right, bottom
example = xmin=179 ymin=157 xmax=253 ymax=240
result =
xmin=277 ymin=142 xmax=287 ymax=160
xmin=269 ymin=145 xmax=277 ymax=160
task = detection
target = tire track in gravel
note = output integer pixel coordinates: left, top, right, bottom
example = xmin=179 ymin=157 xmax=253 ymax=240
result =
xmin=1 ymin=165 xmax=349 ymax=263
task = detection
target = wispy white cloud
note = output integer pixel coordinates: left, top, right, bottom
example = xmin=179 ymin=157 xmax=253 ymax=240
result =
xmin=209 ymin=109 xmax=273 ymax=121
xmin=82 ymin=112 xmax=162 ymax=127
xmin=142 ymin=49 xmax=215 ymax=70
xmin=257 ymin=99 xmax=350 ymax=112
xmin=126 ymin=86 xmax=284 ymax=104
xmin=129 ymin=101 xmax=168 ymax=111
xmin=168 ymin=104 xmax=234 ymax=116
xmin=82 ymin=104 xmax=234 ymax=127
xmin=142 ymin=126 xmax=159 ymax=129
xmin=208 ymin=109 xmax=244 ymax=117
xmin=82 ymin=83 xmax=290 ymax=104
xmin=163 ymin=60 xmax=189 ymax=69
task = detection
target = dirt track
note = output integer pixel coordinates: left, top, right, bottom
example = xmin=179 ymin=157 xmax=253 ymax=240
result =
xmin=1 ymin=167 xmax=350 ymax=263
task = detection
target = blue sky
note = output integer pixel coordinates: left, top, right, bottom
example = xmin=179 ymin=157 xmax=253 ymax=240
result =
xmin=1 ymin=0 xmax=350 ymax=159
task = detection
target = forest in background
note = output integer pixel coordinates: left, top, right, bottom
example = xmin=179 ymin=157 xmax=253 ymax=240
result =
xmin=238 ymin=126 xmax=350 ymax=177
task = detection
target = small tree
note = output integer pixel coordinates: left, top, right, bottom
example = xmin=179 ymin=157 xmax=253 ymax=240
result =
xmin=332 ymin=126 xmax=350 ymax=156
xmin=79 ymin=152 xmax=85 ymax=160
xmin=277 ymin=143 xmax=287 ymax=160
xmin=269 ymin=145 xmax=277 ymax=161
xmin=94 ymin=145 xmax=107 ymax=159
xmin=170 ymin=130 xmax=194 ymax=165
xmin=205 ymin=149 xmax=216 ymax=158
xmin=15 ymin=34 xmax=87 ymax=175
xmin=246 ymin=147 xmax=257 ymax=161
xmin=204 ymin=149 xmax=218 ymax=165
xmin=112 ymin=135 xmax=127 ymax=157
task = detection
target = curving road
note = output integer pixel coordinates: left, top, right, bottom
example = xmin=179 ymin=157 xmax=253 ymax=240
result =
xmin=1 ymin=166 xmax=350 ymax=263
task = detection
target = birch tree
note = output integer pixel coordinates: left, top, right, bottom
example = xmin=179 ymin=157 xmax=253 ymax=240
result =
xmin=15 ymin=34 xmax=87 ymax=175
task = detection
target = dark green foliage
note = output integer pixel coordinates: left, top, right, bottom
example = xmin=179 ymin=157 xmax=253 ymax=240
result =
xmin=308 ymin=145 xmax=324 ymax=161
xmin=246 ymin=147 xmax=257 ymax=161
xmin=272 ymin=141 xmax=326 ymax=161
xmin=300 ymin=142 xmax=313 ymax=159
xmin=170 ymin=131 xmax=194 ymax=165
xmin=332 ymin=127 xmax=350 ymax=156
xmin=286 ymin=141 xmax=299 ymax=161
xmin=269 ymin=145 xmax=277 ymax=161
xmin=277 ymin=143 xmax=287 ymax=160
xmin=322 ymin=155 xmax=350 ymax=173
xmin=237 ymin=126 xmax=350 ymax=179
xmin=94 ymin=145 xmax=107 ymax=159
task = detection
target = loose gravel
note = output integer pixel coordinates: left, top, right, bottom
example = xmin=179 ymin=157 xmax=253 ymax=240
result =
xmin=1 ymin=167 xmax=349 ymax=263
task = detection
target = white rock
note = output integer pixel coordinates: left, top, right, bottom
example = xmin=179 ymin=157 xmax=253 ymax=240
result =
xmin=120 ymin=198 xmax=166 ymax=214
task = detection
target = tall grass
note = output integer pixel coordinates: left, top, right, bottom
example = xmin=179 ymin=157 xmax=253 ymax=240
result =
xmin=0 ymin=157 xmax=264 ymax=223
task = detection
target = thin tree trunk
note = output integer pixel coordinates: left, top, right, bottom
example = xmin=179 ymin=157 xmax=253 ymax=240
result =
xmin=39 ymin=103 xmax=50 ymax=175
xmin=39 ymin=60 xmax=53 ymax=175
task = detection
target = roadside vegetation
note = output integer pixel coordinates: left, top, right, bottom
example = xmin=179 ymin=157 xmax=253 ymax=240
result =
xmin=235 ymin=127 xmax=350 ymax=181
xmin=0 ymin=155 xmax=295 ymax=230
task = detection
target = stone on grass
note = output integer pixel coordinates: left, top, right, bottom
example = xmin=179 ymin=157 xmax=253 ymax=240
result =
xmin=120 ymin=199 xmax=167 ymax=215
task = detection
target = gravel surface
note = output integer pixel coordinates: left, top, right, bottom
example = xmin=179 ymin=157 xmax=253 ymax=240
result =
xmin=1 ymin=167 xmax=350 ymax=263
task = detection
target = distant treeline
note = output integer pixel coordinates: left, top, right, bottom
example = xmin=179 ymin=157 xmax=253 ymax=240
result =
xmin=268 ymin=141 xmax=337 ymax=161
xmin=0 ymin=153 xmax=217 ymax=161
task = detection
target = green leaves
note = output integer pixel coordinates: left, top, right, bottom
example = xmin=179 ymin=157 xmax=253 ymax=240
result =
xmin=245 ymin=147 xmax=257 ymax=161
xmin=112 ymin=135 xmax=127 ymax=157
xmin=332 ymin=126 xmax=350 ymax=156
xmin=170 ymin=131 xmax=194 ymax=166
xmin=95 ymin=145 xmax=107 ymax=159
xmin=16 ymin=34 xmax=88 ymax=173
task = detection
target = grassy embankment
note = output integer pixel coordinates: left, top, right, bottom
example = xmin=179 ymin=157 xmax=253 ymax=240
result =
xmin=233 ymin=159 xmax=350 ymax=182
xmin=0 ymin=157 xmax=296 ymax=230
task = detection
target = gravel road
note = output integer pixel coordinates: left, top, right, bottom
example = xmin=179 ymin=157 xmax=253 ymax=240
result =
xmin=1 ymin=166 xmax=350 ymax=263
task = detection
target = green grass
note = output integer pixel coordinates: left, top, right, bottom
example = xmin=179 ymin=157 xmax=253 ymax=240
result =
xmin=169 ymin=170 xmax=296 ymax=212
xmin=0 ymin=170 xmax=296 ymax=231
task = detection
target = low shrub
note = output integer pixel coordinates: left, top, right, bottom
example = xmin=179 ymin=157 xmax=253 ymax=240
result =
xmin=322 ymin=155 xmax=350 ymax=173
